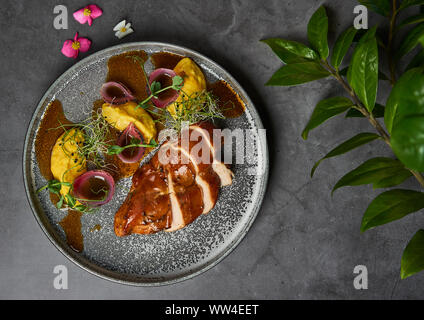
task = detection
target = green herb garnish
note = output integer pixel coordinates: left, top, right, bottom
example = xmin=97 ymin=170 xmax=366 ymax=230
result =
xmin=38 ymin=179 xmax=96 ymax=213
xmin=37 ymin=179 xmax=72 ymax=195
xmin=127 ymin=55 xmax=225 ymax=132
xmin=49 ymin=111 xmax=116 ymax=169
xmin=151 ymin=90 xmax=226 ymax=132
xmin=106 ymin=138 xmax=158 ymax=156
xmin=127 ymin=55 xmax=184 ymax=110
xmin=135 ymin=76 xmax=184 ymax=110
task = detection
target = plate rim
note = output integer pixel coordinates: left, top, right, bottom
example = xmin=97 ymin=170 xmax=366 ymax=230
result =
xmin=22 ymin=41 xmax=269 ymax=286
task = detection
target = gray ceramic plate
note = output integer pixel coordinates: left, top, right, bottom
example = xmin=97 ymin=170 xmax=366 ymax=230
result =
xmin=23 ymin=42 xmax=269 ymax=286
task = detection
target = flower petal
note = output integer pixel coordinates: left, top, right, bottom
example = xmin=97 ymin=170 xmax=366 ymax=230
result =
xmin=61 ymin=40 xmax=78 ymax=58
xmin=73 ymin=9 xmax=88 ymax=24
xmin=87 ymin=5 xmax=103 ymax=18
xmin=74 ymin=32 xmax=79 ymax=42
xmin=123 ymin=28 xmax=134 ymax=37
xmin=87 ymin=16 xmax=93 ymax=26
xmin=77 ymin=37 xmax=92 ymax=52
xmin=115 ymin=28 xmax=134 ymax=39
xmin=125 ymin=23 xmax=132 ymax=29
xmin=113 ymin=20 xmax=126 ymax=31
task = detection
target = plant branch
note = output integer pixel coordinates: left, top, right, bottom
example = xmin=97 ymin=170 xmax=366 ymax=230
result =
xmin=322 ymin=60 xmax=391 ymax=143
xmin=321 ymin=60 xmax=424 ymax=188
xmin=412 ymin=170 xmax=424 ymax=186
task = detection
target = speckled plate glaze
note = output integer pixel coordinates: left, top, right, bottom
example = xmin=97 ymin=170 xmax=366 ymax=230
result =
xmin=23 ymin=42 xmax=269 ymax=286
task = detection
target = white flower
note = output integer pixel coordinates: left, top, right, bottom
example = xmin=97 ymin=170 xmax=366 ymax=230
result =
xmin=113 ymin=20 xmax=134 ymax=39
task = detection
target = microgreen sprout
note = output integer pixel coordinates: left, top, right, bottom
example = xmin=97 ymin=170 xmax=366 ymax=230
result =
xmin=49 ymin=111 xmax=116 ymax=168
xmin=37 ymin=179 xmax=72 ymax=195
xmin=126 ymin=55 xmax=184 ymax=110
xmin=107 ymin=138 xmax=158 ymax=156
xmin=135 ymin=75 xmax=184 ymax=110
xmin=150 ymin=90 xmax=226 ymax=132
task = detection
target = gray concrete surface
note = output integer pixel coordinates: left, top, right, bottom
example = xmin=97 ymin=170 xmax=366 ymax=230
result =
xmin=1 ymin=0 xmax=424 ymax=299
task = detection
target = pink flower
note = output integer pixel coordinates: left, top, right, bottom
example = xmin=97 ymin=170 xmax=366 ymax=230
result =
xmin=73 ymin=5 xmax=103 ymax=26
xmin=61 ymin=32 xmax=91 ymax=59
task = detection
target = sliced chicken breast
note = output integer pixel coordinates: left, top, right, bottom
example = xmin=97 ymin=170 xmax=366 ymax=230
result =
xmin=190 ymin=122 xmax=234 ymax=186
xmin=114 ymin=122 xmax=232 ymax=236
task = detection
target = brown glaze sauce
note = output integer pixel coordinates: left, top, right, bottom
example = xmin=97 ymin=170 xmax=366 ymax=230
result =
xmin=59 ymin=210 xmax=84 ymax=252
xmin=106 ymin=50 xmax=149 ymax=102
xmin=90 ymin=224 xmax=102 ymax=232
xmin=35 ymin=100 xmax=74 ymax=180
xmin=151 ymin=52 xmax=184 ymax=70
xmin=34 ymin=101 xmax=85 ymax=251
xmin=35 ymin=100 xmax=74 ymax=207
xmin=114 ymin=160 xmax=172 ymax=236
xmin=208 ymin=80 xmax=245 ymax=118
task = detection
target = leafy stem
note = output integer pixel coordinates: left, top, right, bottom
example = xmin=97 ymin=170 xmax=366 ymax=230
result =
xmin=322 ymin=59 xmax=424 ymax=187
xmin=37 ymin=179 xmax=93 ymax=213
xmin=136 ymin=77 xmax=184 ymax=110
xmin=106 ymin=138 xmax=158 ymax=156
xmin=126 ymin=55 xmax=184 ymax=110
xmin=264 ymin=1 xmax=424 ymax=279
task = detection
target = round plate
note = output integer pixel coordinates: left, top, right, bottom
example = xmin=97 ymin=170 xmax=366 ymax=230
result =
xmin=23 ymin=42 xmax=269 ymax=286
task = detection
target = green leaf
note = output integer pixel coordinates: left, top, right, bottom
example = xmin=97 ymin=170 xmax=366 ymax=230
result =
xmin=265 ymin=62 xmax=330 ymax=86
xmin=347 ymin=36 xmax=379 ymax=112
xmin=391 ymin=114 xmax=424 ymax=171
xmin=261 ymin=38 xmax=309 ymax=64
xmin=47 ymin=180 xmax=62 ymax=194
xmin=385 ymin=68 xmax=424 ymax=133
xmin=56 ymin=195 xmax=64 ymax=209
xmin=358 ymin=0 xmax=391 ymax=16
xmin=397 ymin=13 xmax=424 ymax=30
xmin=301 ymin=97 xmax=353 ymax=140
xmin=340 ymin=67 xmax=389 ymax=81
xmin=345 ymin=103 xmax=385 ymax=118
xmin=150 ymin=81 xmax=161 ymax=96
xmin=395 ymin=23 xmax=424 ymax=60
xmin=401 ymin=230 xmax=424 ymax=279
xmin=331 ymin=27 xmax=358 ymax=70
xmin=136 ymin=102 xmax=149 ymax=110
xmin=261 ymin=39 xmax=319 ymax=61
xmin=107 ymin=145 xmax=125 ymax=155
xmin=172 ymin=75 xmax=184 ymax=88
xmin=353 ymin=26 xmax=387 ymax=49
xmin=130 ymin=137 xmax=141 ymax=145
xmin=332 ymin=157 xmax=412 ymax=194
xmin=353 ymin=26 xmax=378 ymax=44
xmin=311 ymin=133 xmax=381 ymax=177
xmin=400 ymin=0 xmax=424 ymax=10
xmin=361 ymin=189 xmax=424 ymax=232
xmin=406 ymin=49 xmax=424 ymax=71
xmin=307 ymin=6 xmax=329 ymax=59
xmin=65 ymin=194 xmax=76 ymax=208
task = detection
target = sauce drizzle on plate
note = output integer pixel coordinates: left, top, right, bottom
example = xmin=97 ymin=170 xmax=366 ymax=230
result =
xmin=59 ymin=210 xmax=84 ymax=252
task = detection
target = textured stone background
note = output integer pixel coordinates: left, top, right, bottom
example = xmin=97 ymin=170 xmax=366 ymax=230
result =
xmin=1 ymin=0 xmax=424 ymax=299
